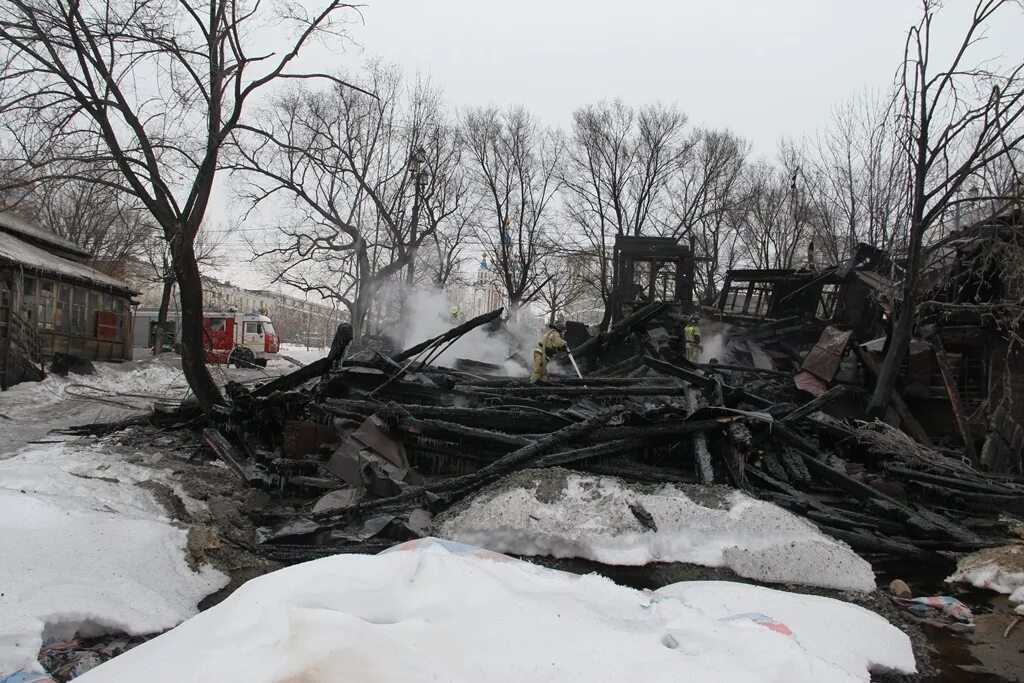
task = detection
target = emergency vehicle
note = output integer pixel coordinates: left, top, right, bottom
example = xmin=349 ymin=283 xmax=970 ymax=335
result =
xmin=132 ymin=308 xmax=280 ymax=367
xmin=202 ymin=310 xmax=280 ymax=367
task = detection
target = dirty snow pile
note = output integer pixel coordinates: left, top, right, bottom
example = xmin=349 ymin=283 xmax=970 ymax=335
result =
xmin=437 ymin=469 xmax=876 ymax=592
xmin=947 ymin=545 xmax=1024 ymax=616
xmin=76 ymin=538 xmax=914 ymax=683
xmin=0 ymin=442 xmax=228 ymax=680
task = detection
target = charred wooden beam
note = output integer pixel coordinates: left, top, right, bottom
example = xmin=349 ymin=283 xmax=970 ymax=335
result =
xmin=588 ymin=355 xmax=644 ymax=377
xmin=322 ymin=399 xmax=573 ymax=433
xmin=202 ymin=428 xmax=259 ymax=484
xmin=460 ymin=385 xmax=691 ymax=398
xmin=883 ymin=464 xmax=1020 ymax=495
xmin=790 ymin=442 xmax=981 ymax=542
xmin=250 ymin=358 xmax=329 ymax=398
xmin=852 ymin=344 xmax=933 ymax=446
xmin=572 ymin=302 xmax=667 ymax=361
xmin=396 ymin=416 xmax=531 ymax=449
xmin=780 ymin=385 xmax=849 ymax=424
xmin=642 ymin=356 xmax=773 ymax=409
xmin=929 ymin=334 xmax=979 ymax=463
xmin=293 ymin=407 xmax=623 ymax=530
xmin=814 ymin=525 xmax=939 ymax=561
xmin=703 ymin=363 xmax=791 ymax=377
xmin=457 ymin=376 xmax=677 ymax=388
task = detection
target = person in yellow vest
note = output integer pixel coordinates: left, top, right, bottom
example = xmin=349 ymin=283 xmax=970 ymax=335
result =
xmin=450 ymin=304 xmax=461 ymax=323
xmin=684 ymin=314 xmax=702 ymax=364
xmin=531 ymin=320 xmax=567 ymax=381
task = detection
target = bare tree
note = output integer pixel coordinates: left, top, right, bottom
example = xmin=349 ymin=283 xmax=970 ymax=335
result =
xmin=0 ymin=0 xmax=358 ymax=409
xmin=800 ymin=94 xmax=909 ymax=265
xmin=235 ymin=64 xmax=466 ymax=336
xmin=736 ymin=155 xmax=815 ymax=270
xmin=670 ymin=129 xmax=750 ymax=302
xmin=560 ymin=100 xmax=689 ymax=327
xmin=420 ymin=194 xmax=479 ymax=288
xmin=463 ymin=105 xmax=563 ymax=318
xmin=535 ymin=250 xmax=589 ymax=326
xmin=868 ymin=0 xmax=1024 ymax=416
xmin=143 ymin=225 xmax=223 ymax=354
xmin=29 ymin=178 xmax=152 ymax=274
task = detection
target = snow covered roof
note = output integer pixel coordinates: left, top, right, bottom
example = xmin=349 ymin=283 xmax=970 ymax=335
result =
xmin=0 ymin=229 xmax=135 ymax=294
xmin=0 ymin=209 xmax=93 ymax=261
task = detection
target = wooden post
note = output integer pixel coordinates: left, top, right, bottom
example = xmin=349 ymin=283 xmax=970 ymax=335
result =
xmin=929 ymin=334 xmax=978 ymax=463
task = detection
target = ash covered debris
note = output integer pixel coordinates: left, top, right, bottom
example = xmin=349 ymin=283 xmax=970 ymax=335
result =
xmin=199 ymin=247 xmax=1023 ymax=572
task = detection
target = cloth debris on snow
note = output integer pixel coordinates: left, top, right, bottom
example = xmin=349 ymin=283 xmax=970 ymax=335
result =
xmin=436 ymin=469 xmax=876 ymax=592
xmin=75 ymin=538 xmax=914 ymax=683
xmin=892 ymin=596 xmax=974 ymax=633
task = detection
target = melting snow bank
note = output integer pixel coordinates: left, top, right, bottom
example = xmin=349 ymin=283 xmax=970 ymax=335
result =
xmin=75 ymin=539 xmax=914 ymax=683
xmin=436 ymin=469 xmax=876 ymax=592
xmin=0 ymin=442 xmax=228 ymax=680
xmin=947 ymin=545 xmax=1024 ymax=616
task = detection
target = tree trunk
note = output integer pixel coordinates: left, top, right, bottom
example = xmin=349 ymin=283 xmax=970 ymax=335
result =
xmin=171 ymin=235 xmax=223 ymax=409
xmin=868 ymin=217 xmax=926 ymax=416
xmin=507 ymin=297 xmax=521 ymax=322
xmin=867 ymin=302 xmax=914 ymax=418
xmin=152 ymin=276 xmax=175 ymax=356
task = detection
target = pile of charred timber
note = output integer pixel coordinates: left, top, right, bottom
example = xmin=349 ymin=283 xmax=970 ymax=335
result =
xmin=205 ymin=305 xmax=1023 ymax=566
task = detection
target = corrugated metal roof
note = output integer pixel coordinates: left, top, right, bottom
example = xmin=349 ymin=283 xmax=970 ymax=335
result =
xmin=0 ymin=209 xmax=93 ymax=260
xmin=0 ymin=230 xmax=134 ymax=293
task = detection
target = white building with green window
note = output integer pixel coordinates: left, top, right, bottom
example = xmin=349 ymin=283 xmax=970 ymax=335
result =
xmin=0 ymin=209 xmax=136 ymax=388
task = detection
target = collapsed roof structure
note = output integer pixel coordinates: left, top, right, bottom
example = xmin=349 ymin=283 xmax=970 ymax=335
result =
xmin=176 ymin=219 xmax=1023 ymax=571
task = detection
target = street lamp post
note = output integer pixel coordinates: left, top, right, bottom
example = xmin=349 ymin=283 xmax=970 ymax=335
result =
xmin=406 ymin=146 xmax=429 ymax=286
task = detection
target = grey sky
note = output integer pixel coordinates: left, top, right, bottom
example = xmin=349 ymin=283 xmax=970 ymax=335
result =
xmin=347 ymin=0 xmax=1019 ymax=154
xmin=215 ymin=0 xmax=1023 ymax=285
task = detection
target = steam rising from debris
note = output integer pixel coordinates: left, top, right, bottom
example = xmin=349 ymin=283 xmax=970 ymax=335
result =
xmin=700 ymin=332 xmax=728 ymax=364
xmin=396 ymin=288 xmax=538 ymax=375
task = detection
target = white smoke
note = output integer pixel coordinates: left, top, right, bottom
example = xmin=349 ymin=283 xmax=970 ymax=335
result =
xmin=394 ymin=287 xmax=538 ymax=376
xmin=696 ymin=319 xmax=737 ymax=364
xmin=700 ymin=332 xmax=728 ymax=363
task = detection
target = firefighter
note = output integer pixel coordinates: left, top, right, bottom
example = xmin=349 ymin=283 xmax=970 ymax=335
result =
xmin=450 ymin=304 xmax=461 ymax=323
xmin=531 ymin=320 xmax=567 ymax=381
xmin=684 ymin=314 xmax=703 ymax=364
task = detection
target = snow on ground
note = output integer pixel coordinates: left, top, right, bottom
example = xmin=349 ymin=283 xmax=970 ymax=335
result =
xmin=76 ymin=538 xmax=913 ymax=683
xmin=0 ymin=440 xmax=228 ymax=680
xmin=273 ymin=343 xmax=329 ymax=368
xmin=655 ymin=581 xmax=915 ymax=679
xmin=436 ymin=469 xmax=876 ymax=592
xmin=0 ymin=357 xmax=189 ymax=453
xmin=947 ymin=545 xmax=1024 ymax=616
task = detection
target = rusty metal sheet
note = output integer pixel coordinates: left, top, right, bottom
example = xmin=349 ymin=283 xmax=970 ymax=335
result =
xmin=283 ymin=420 xmax=339 ymax=457
xmin=352 ymin=415 xmax=406 ymax=468
xmin=799 ymin=325 xmax=853 ymax=383
xmin=325 ymin=415 xmax=423 ymax=496
xmin=793 ymin=370 xmax=829 ymax=397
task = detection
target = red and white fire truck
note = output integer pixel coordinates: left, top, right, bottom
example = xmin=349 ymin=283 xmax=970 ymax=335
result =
xmin=202 ymin=310 xmax=280 ymax=367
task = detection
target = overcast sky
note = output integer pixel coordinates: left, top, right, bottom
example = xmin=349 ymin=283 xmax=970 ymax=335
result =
xmin=215 ymin=0 xmax=1023 ymax=286
xmin=347 ymin=0 xmax=1020 ymax=153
